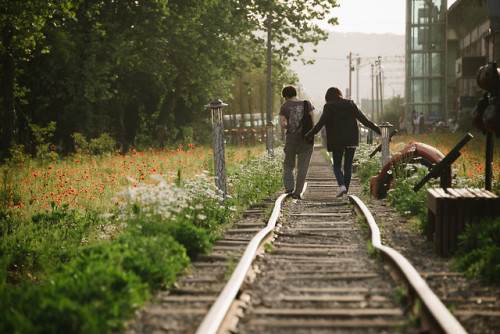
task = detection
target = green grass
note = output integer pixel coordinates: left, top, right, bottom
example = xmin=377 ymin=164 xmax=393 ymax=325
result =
xmin=452 ymin=216 xmax=500 ymax=286
xmin=0 ymin=146 xmax=284 ymax=333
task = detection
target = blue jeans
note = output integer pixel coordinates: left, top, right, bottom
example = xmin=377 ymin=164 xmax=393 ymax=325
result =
xmin=331 ymin=147 xmax=356 ymax=191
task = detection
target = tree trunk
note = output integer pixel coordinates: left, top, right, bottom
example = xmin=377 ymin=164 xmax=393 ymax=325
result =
xmin=260 ymin=69 xmax=266 ymax=142
xmin=2 ymin=32 xmax=15 ymax=158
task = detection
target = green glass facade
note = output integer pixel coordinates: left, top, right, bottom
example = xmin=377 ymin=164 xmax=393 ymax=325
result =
xmin=406 ymin=0 xmax=447 ymax=122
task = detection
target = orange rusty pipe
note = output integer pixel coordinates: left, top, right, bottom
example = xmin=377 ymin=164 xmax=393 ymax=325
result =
xmin=370 ymin=142 xmax=445 ymax=199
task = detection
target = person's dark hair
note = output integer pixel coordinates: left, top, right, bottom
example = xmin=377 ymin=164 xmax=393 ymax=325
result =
xmin=325 ymin=87 xmax=343 ymax=102
xmin=282 ymin=85 xmax=297 ymax=98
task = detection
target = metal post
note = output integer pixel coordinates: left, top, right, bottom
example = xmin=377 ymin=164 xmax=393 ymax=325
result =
xmin=379 ymin=122 xmax=393 ymax=167
xmin=205 ymin=99 xmax=228 ymax=203
xmin=485 ymin=131 xmax=493 ymax=191
xmin=266 ymin=121 xmax=274 ymax=157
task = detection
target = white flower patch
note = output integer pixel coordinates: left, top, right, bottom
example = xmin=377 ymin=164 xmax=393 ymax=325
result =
xmin=108 ymin=148 xmax=285 ymax=233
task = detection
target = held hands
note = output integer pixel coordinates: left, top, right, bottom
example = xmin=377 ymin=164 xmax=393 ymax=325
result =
xmin=304 ymin=130 xmax=314 ymax=142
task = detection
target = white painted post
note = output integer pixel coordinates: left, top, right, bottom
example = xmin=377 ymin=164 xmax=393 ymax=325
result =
xmin=379 ymin=122 xmax=393 ymax=167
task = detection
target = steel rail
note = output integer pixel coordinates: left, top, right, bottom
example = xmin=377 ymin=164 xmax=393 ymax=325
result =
xmin=196 ymin=191 xmax=291 ymax=334
xmin=349 ymin=195 xmax=467 ymax=334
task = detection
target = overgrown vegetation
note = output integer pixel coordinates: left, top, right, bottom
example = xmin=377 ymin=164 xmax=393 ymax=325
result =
xmin=0 ymin=147 xmax=284 ymax=333
xmin=453 ymin=216 xmax=500 ymax=286
xmin=355 ymin=131 xmax=500 ymax=286
xmin=386 ymin=168 xmax=430 ymax=232
xmin=352 ymin=143 xmax=381 ymax=193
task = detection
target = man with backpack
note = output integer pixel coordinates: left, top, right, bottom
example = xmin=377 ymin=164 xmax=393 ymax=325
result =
xmin=279 ymin=85 xmax=315 ymax=199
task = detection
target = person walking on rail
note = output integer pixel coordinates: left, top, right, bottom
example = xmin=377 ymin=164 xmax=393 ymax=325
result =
xmin=305 ymin=87 xmax=381 ymax=199
xmin=279 ymin=85 xmax=315 ymax=200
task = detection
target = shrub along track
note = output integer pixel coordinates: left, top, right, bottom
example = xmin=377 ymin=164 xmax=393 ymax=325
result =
xmin=125 ymin=147 xmax=497 ymax=333
xmin=124 ymin=195 xmax=279 ymax=333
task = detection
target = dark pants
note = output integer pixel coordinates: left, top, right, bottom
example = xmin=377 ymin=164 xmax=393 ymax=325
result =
xmin=331 ymin=147 xmax=356 ymax=191
xmin=283 ymin=142 xmax=313 ymax=197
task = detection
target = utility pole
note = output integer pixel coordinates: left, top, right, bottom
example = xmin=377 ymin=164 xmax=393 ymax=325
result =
xmin=356 ymin=55 xmax=360 ymax=105
xmin=378 ymin=56 xmax=384 ymax=120
xmin=375 ymin=59 xmax=379 ymax=122
xmin=348 ymin=52 xmax=352 ymax=99
xmin=265 ymin=13 xmax=273 ymax=152
xmin=371 ymin=64 xmax=375 ymax=120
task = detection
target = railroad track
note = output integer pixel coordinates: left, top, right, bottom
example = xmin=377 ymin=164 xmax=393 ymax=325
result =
xmin=126 ymin=148 xmax=482 ymax=334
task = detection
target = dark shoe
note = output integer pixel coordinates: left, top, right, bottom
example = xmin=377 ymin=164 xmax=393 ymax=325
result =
xmin=291 ymin=193 xmax=302 ymax=200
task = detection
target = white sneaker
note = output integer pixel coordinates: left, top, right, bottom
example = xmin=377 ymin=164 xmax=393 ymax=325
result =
xmin=336 ymin=185 xmax=347 ymax=197
xmin=342 ymin=193 xmax=349 ymax=200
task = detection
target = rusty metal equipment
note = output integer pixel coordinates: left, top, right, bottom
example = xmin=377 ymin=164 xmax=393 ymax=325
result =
xmin=370 ymin=142 xmax=445 ymax=199
xmin=413 ymin=133 xmax=473 ymax=192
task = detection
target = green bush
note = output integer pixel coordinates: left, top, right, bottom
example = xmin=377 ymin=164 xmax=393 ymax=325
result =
xmin=354 ymin=156 xmax=381 ymax=193
xmin=72 ymin=132 xmax=117 ymax=155
xmin=227 ymin=150 xmax=283 ymax=208
xmin=0 ymin=233 xmax=189 ymax=333
xmin=126 ymin=212 xmax=213 ymax=259
xmin=29 ymin=121 xmax=59 ymax=161
xmin=0 ymin=206 xmax=103 ymax=283
xmin=453 ymin=217 xmax=500 ymax=285
xmin=386 ymin=168 xmax=430 ymax=231
xmin=5 ymin=143 xmax=32 ymax=166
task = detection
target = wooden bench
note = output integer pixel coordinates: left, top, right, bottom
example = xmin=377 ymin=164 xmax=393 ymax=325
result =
xmin=427 ymin=188 xmax=500 ymax=256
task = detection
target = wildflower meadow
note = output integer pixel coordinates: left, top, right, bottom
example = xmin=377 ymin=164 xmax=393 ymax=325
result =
xmin=0 ymin=144 xmax=284 ymax=333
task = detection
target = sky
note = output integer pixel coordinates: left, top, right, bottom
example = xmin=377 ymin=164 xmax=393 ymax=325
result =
xmin=318 ymin=0 xmax=458 ymax=35
xmin=294 ymin=0 xmax=459 ymax=108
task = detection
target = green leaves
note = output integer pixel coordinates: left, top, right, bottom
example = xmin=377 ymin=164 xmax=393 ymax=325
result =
xmin=454 ymin=217 xmax=500 ymax=285
xmin=4 ymin=0 xmax=340 ymax=155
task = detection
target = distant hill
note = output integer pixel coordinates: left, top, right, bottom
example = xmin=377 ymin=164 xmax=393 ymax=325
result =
xmin=291 ymin=31 xmax=405 ymax=110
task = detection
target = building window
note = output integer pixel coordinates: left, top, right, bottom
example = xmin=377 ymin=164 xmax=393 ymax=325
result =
xmin=406 ymin=0 xmax=446 ymax=120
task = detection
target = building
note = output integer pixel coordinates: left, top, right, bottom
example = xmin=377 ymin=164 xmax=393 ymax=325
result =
xmin=405 ymin=0 xmax=448 ymax=124
xmin=447 ymin=0 xmax=500 ymax=121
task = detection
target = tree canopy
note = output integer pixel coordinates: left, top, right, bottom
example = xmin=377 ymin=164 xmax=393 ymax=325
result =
xmin=0 ymin=0 xmax=338 ymax=158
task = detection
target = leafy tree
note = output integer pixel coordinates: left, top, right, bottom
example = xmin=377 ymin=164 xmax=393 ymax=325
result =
xmin=3 ymin=0 xmax=340 ymax=156
xmin=247 ymin=0 xmax=339 ymax=142
xmin=0 ymin=0 xmax=73 ymax=158
xmin=382 ymin=95 xmax=405 ymax=131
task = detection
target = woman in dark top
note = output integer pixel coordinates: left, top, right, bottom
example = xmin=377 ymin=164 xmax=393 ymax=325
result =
xmin=305 ymin=87 xmax=381 ymax=198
